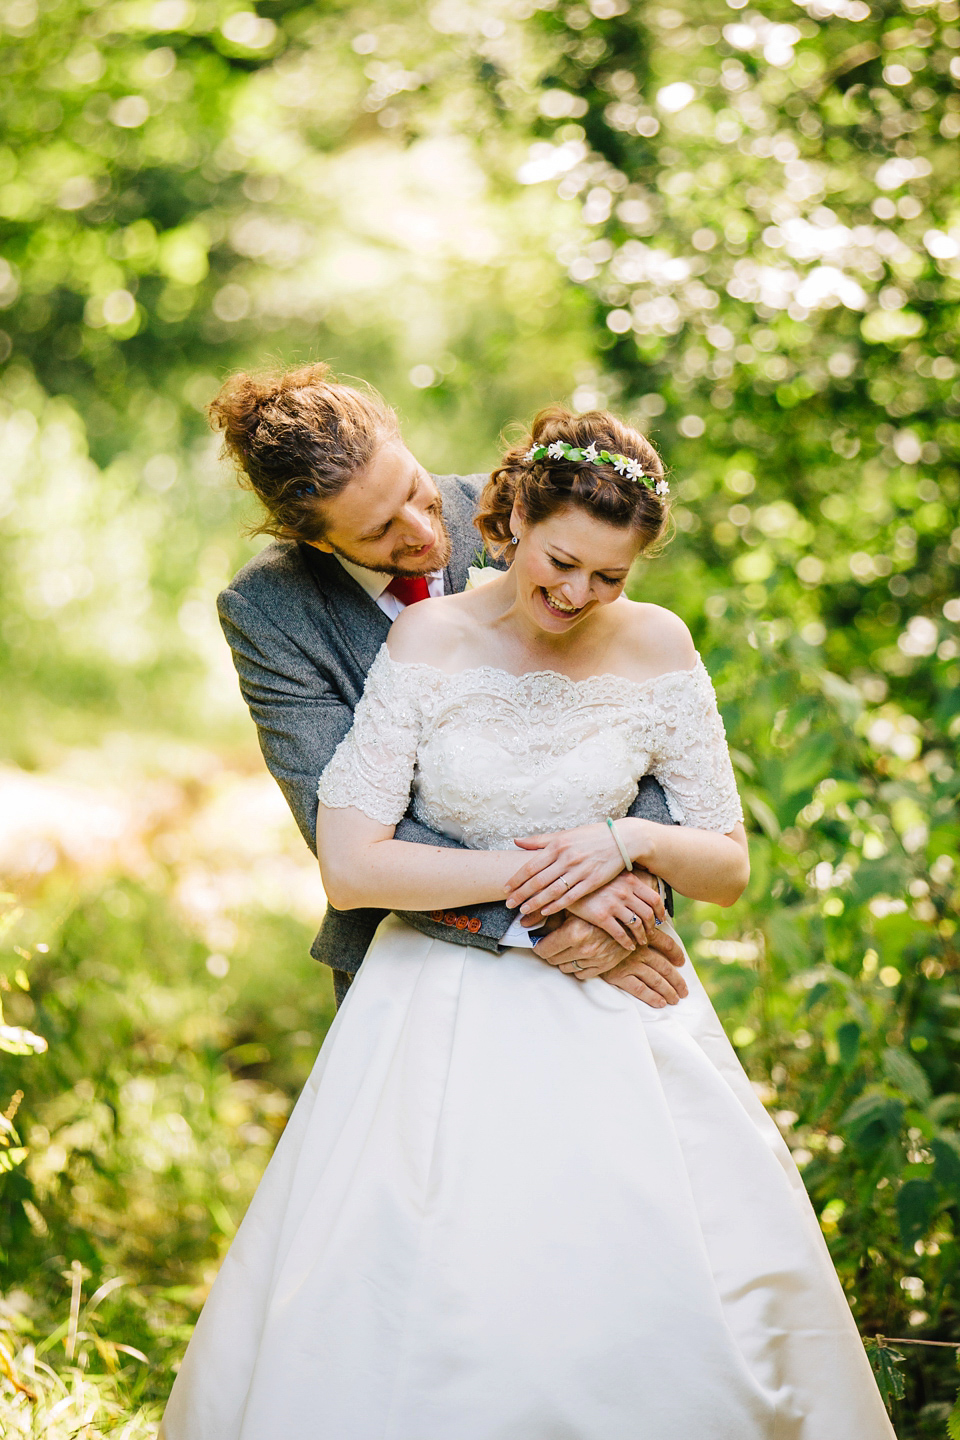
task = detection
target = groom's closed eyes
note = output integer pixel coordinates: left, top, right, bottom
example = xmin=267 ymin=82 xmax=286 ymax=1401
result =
xmin=358 ymin=472 xmax=424 ymax=543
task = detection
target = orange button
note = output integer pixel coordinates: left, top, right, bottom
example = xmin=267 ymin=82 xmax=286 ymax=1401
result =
xmin=456 ymin=914 xmax=469 ymax=929
xmin=468 ymin=917 xmax=482 ymax=933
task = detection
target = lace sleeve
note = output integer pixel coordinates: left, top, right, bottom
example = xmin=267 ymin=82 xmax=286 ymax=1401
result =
xmin=317 ymin=647 xmax=422 ymax=826
xmin=648 ymin=659 xmax=743 ymax=833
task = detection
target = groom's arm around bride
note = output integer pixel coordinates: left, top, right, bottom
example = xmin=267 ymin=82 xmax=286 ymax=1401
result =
xmin=212 ymin=362 xmax=689 ymax=1009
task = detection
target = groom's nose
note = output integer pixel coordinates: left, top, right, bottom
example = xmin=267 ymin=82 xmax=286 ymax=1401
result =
xmin=398 ymin=504 xmax=436 ymax=548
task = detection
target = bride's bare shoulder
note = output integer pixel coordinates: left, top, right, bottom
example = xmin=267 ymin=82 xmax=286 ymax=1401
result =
xmin=385 ymin=593 xmax=474 ymax=668
xmin=616 ymin=600 xmax=697 ymax=677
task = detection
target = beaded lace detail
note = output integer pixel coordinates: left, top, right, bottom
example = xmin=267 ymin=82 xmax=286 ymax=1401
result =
xmin=318 ymin=647 xmax=743 ymax=850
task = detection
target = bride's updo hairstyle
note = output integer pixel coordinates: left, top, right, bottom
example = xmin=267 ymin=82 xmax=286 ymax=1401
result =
xmin=476 ymin=405 xmax=669 ymax=558
xmin=208 ymin=362 xmax=399 ymax=542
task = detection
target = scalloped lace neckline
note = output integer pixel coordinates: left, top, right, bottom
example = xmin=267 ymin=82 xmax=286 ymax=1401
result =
xmin=380 ymin=649 xmax=705 ymax=699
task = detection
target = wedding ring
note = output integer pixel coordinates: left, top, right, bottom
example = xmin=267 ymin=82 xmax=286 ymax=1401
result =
xmin=627 ymin=912 xmax=638 ymax=924
xmin=571 ymin=958 xmax=584 ymax=971
xmin=560 ymin=875 xmax=570 ymax=890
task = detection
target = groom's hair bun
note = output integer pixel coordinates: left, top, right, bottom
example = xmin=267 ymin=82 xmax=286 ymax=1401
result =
xmin=476 ymin=405 xmax=668 ymax=556
xmin=208 ymin=361 xmax=399 ymax=542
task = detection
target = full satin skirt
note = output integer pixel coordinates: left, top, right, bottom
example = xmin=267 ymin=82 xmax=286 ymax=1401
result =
xmin=160 ymin=917 xmax=894 ymax=1439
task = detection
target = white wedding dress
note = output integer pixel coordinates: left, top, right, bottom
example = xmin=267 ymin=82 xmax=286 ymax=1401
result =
xmin=161 ymin=650 xmax=894 ymax=1440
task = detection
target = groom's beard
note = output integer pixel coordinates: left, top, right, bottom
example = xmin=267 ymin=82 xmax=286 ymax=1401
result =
xmin=330 ymin=500 xmax=453 ymax=578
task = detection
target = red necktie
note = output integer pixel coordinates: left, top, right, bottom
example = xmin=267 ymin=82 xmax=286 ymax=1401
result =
xmin=386 ymin=575 xmax=431 ymax=607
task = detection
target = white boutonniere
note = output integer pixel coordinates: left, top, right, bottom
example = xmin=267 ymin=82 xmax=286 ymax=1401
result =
xmin=464 ymin=546 xmax=503 ymax=592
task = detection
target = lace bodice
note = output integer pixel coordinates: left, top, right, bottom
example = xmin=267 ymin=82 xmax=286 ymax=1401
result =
xmin=318 ymin=647 xmax=742 ymax=850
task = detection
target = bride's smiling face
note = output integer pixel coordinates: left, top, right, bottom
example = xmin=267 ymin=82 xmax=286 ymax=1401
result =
xmin=509 ymin=502 xmax=641 ymax=635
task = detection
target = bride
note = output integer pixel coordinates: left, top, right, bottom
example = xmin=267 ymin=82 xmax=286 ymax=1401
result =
xmin=161 ymin=408 xmax=894 ymax=1439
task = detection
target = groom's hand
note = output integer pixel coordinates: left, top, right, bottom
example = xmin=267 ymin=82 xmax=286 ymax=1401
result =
xmin=599 ymin=928 xmax=688 ymax=1008
xmin=532 ymin=916 xmax=629 ymax=980
xmin=533 ymin=917 xmax=687 ymax=1008
xmin=538 ymin=915 xmax=687 ymax=1008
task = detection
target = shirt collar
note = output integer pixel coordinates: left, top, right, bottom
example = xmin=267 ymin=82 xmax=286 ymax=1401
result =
xmin=336 ymin=555 xmax=443 ymax=600
xmin=336 ymin=556 xmax=393 ymax=601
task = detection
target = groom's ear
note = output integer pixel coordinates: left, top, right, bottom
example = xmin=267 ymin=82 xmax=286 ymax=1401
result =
xmin=306 ymin=538 xmax=335 ymax=553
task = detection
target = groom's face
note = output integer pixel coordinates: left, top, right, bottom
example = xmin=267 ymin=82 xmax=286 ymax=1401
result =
xmin=308 ymin=437 xmax=452 ymax=576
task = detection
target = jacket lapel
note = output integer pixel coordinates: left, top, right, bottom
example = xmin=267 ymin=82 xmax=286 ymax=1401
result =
xmin=299 ymin=544 xmax=391 ymax=675
xmin=298 ymin=475 xmax=493 ymax=671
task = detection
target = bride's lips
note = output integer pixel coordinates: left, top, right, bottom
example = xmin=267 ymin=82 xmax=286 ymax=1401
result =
xmin=539 ymin=587 xmax=584 ymax=620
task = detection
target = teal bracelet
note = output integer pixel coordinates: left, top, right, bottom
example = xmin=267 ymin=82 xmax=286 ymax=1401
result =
xmin=606 ymin=817 xmax=634 ymax=874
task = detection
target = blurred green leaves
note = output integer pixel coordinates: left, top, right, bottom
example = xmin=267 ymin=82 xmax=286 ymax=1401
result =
xmin=1 ymin=0 xmax=959 ymax=1433
xmin=0 ymin=879 xmax=335 ymax=1412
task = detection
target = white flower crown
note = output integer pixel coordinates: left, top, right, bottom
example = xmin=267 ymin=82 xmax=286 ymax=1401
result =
xmin=524 ymin=440 xmax=669 ymax=496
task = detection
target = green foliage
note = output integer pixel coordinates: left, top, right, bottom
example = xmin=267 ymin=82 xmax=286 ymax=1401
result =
xmin=0 ymin=876 xmax=334 ymax=1423
xmin=949 ymin=1353 xmax=960 ymax=1440
xmin=0 ymin=0 xmax=588 ymax=752
xmin=1 ymin=0 xmax=959 ymax=1434
xmin=899 ymin=1178 xmax=939 ymax=1248
xmin=867 ymin=1338 xmax=908 ymax=1413
xmin=2 ymin=1337 xmax=160 ymax=1438
xmin=1 ymin=1258 xmax=162 ymax=1435
xmin=947 ymin=1350 xmax=960 ymax=1440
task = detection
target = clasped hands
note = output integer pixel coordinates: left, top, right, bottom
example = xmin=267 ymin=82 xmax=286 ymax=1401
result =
xmin=503 ymin=821 xmax=688 ymax=1011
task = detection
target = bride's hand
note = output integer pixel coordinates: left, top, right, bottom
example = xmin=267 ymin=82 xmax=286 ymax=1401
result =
xmin=521 ymin=871 xmax=666 ymax=950
xmin=566 ymin=872 xmax=666 ymax=949
xmin=505 ymin=822 xmax=632 ymax=919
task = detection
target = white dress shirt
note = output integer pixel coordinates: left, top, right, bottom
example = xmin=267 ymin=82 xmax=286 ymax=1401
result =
xmin=336 ymin=556 xmax=445 ymax=619
xmin=336 ymin=556 xmax=534 ymax=949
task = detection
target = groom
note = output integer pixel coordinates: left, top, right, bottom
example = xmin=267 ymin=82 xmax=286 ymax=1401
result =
xmin=214 ymin=363 xmax=688 ymax=1009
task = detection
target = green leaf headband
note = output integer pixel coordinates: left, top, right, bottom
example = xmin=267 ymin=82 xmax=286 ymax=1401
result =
xmin=524 ymin=440 xmax=669 ymax=496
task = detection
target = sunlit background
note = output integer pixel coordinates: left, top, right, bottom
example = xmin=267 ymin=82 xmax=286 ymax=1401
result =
xmin=1 ymin=0 xmax=959 ymax=1431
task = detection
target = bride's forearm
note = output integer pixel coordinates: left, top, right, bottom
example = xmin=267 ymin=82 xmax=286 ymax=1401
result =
xmin=619 ymin=818 xmax=749 ymax=908
xmin=317 ymin=809 xmax=518 ymax=911
xmin=339 ymin=840 xmax=519 ymax=911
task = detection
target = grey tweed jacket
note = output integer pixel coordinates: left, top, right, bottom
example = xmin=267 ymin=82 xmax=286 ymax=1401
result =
xmin=218 ymin=472 xmax=675 ymax=983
